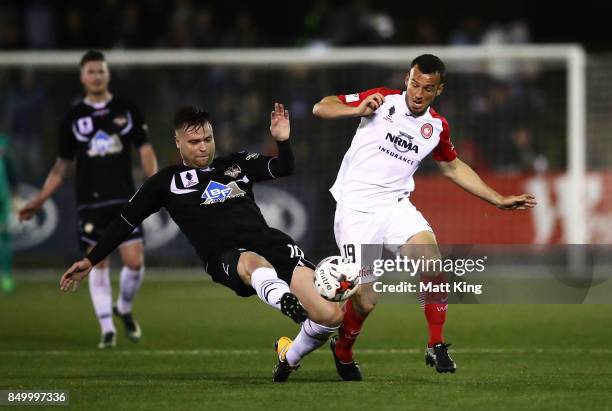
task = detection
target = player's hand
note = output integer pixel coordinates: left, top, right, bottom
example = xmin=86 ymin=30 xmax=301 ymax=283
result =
xmin=497 ymin=194 xmax=537 ymax=210
xmin=60 ymin=259 xmax=93 ymax=292
xmin=18 ymin=199 xmax=43 ymax=221
xmin=270 ymin=102 xmax=290 ymax=141
xmin=356 ymin=93 xmax=385 ymax=116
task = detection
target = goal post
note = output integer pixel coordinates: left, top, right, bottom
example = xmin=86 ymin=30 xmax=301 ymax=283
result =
xmin=0 ymin=45 xmax=588 ymax=259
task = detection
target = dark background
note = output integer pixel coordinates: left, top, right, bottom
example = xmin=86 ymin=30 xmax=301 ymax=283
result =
xmin=1 ymin=0 xmax=610 ymax=51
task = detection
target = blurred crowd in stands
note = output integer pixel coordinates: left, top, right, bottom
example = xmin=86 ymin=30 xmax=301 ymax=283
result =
xmin=0 ymin=0 xmax=535 ymax=50
xmin=0 ymin=0 xmax=578 ymax=180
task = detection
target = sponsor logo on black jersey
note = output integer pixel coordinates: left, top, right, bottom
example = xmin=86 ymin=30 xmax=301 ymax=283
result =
xmin=385 ymin=131 xmax=419 ymax=154
xmin=113 ymin=115 xmax=128 ymax=127
xmin=87 ymin=131 xmax=123 ymax=157
xmin=201 ymin=180 xmax=246 ymax=205
xmin=224 ymin=165 xmax=242 ymax=178
xmin=245 ymin=153 xmax=260 ymax=160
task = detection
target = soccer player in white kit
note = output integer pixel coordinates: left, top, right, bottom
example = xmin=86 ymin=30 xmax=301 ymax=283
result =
xmin=313 ymin=54 xmax=536 ymax=379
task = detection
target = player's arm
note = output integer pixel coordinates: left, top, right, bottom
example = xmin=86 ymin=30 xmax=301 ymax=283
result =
xmin=18 ymin=158 xmax=73 ymax=221
xmin=20 ymin=114 xmax=76 ymax=221
xmin=60 ymin=173 xmax=165 ymax=291
xmin=268 ymin=102 xmax=293 ymax=177
xmin=138 ymin=143 xmax=158 ymax=177
xmin=437 ymin=158 xmax=537 ymax=210
xmin=313 ymin=93 xmax=385 ymax=119
xmin=239 ymin=103 xmax=294 ymax=181
xmin=129 ymin=102 xmax=158 ymax=177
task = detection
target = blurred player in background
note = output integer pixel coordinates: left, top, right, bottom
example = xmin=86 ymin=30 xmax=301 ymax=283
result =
xmin=313 ymin=54 xmax=536 ymax=379
xmin=0 ymin=132 xmax=17 ymax=293
xmin=59 ymin=103 xmax=344 ymax=382
xmin=19 ymin=50 xmax=159 ymax=348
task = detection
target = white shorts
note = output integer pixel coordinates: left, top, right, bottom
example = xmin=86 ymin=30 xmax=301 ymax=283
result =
xmin=334 ymin=198 xmax=433 ymax=284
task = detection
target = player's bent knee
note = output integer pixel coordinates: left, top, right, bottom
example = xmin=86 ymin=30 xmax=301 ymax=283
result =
xmin=402 ymin=232 xmax=441 ymax=263
xmin=309 ymin=304 xmax=343 ymax=327
xmin=122 ymin=255 xmax=143 ymax=271
xmin=407 ymin=230 xmax=438 ymax=245
xmin=352 ymin=291 xmax=377 ymax=316
xmin=125 ymin=262 xmax=142 ymax=271
xmin=94 ymin=259 xmax=109 ymax=269
xmin=358 ymin=301 xmax=376 ymax=316
xmin=328 ymin=306 xmax=344 ymax=327
xmin=237 ymin=251 xmax=273 ymax=278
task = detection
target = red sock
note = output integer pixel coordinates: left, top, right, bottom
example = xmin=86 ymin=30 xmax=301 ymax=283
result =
xmin=425 ymin=303 xmax=447 ymax=347
xmin=334 ymin=299 xmax=368 ymax=363
xmin=421 ymin=274 xmax=448 ymax=347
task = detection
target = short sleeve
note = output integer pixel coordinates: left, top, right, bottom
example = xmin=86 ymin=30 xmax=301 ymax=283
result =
xmin=337 ymin=87 xmax=402 ymax=107
xmin=121 ymin=171 xmax=166 ymax=226
xmin=432 ymin=117 xmax=458 ymax=162
xmin=57 ymin=114 xmax=77 ymax=161
xmin=127 ymin=102 xmax=149 ymax=148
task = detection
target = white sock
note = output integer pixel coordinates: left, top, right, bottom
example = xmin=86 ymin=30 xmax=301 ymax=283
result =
xmin=286 ymin=319 xmax=339 ymax=366
xmin=250 ymin=267 xmax=291 ymax=310
xmin=88 ymin=266 xmax=115 ymax=334
xmin=117 ymin=266 xmax=144 ymax=314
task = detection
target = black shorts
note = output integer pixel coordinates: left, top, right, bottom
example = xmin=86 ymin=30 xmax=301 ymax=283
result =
xmin=205 ymin=229 xmax=316 ymax=297
xmin=77 ymin=203 xmax=144 ymax=252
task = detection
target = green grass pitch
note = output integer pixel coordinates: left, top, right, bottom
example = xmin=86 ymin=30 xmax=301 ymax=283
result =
xmin=1 ymin=270 xmax=611 ymax=411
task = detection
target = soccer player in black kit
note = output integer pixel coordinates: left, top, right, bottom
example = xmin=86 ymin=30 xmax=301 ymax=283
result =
xmin=20 ymin=51 xmax=159 ymax=349
xmin=60 ymin=103 xmax=344 ymax=382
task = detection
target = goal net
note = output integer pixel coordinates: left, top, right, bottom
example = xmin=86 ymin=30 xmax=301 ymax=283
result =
xmin=1 ymin=46 xmax=598 ymax=266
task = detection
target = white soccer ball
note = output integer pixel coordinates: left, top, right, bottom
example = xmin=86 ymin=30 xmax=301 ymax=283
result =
xmin=314 ymin=256 xmax=360 ymax=302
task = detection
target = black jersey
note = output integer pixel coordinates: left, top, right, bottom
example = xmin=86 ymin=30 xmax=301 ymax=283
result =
xmin=58 ymin=96 xmax=149 ymax=207
xmin=100 ymin=145 xmax=294 ymax=266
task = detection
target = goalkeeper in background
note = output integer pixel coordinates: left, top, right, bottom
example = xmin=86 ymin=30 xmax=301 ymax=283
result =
xmin=0 ymin=132 xmax=17 ymax=293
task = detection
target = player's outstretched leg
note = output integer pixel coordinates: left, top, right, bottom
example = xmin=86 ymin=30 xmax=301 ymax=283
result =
xmin=331 ymin=284 xmax=377 ymax=381
xmin=279 ymin=292 xmax=308 ymax=324
xmin=330 ymin=335 xmax=362 ymax=381
xmin=272 ymin=266 xmax=343 ymax=382
xmin=425 ymin=343 xmax=456 ymax=373
xmin=273 ymin=336 xmax=300 ymax=382
xmin=114 ymin=243 xmax=144 ymax=342
xmin=239 ymin=252 xmax=307 ymax=324
xmin=420 ymin=276 xmax=456 ymax=373
xmin=88 ymin=261 xmax=116 ymax=349
xmin=401 ymin=231 xmax=457 ymax=374
xmin=98 ymin=331 xmax=117 ymax=349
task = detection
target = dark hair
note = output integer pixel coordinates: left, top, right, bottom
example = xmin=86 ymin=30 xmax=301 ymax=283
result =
xmin=173 ymin=105 xmax=211 ymax=132
xmin=410 ymin=54 xmax=446 ymax=83
xmin=80 ymin=50 xmax=106 ymax=67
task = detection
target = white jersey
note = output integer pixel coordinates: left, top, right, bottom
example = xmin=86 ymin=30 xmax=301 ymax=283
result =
xmin=330 ymin=87 xmax=457 ymax=213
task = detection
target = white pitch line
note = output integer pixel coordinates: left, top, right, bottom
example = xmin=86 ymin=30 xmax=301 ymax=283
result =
xmin=0 ymin=348 xmax=610 ymax=356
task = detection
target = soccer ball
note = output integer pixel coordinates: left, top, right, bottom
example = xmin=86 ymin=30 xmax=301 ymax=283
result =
xmin=314 ymin=256 xmax=360 ymax=302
